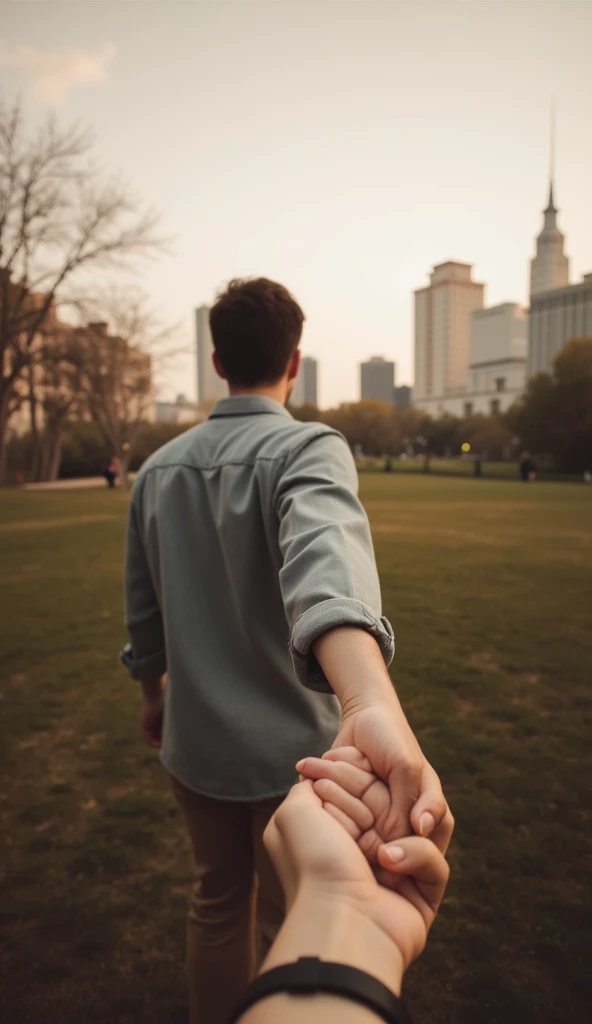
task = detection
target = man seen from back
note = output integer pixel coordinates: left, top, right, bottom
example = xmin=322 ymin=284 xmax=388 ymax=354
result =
xmin=121 ymin=277 xmax=447 ymax=1024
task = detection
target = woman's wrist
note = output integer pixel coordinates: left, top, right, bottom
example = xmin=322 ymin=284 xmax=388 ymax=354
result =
xmin=261 ymin=885 xmax=404 ymax=997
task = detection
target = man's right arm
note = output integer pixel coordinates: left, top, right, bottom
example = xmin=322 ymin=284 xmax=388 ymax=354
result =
xmin=275 ymin=431 xmax=447 ymax=842
xmin=307 ymin=626 xmax=446 ymax=843
xmin=274 ymin=430 xmax=395 ymax=694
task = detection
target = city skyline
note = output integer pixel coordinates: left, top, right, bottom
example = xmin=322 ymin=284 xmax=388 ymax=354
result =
xmin=1 ymin=1 xmax=591 ymax=407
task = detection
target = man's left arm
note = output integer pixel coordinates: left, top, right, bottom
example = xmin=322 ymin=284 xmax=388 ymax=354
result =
xmin=121 ymin=486 xmax=167 ymax=748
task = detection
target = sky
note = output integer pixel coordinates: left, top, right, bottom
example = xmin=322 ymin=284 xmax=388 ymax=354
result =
xmin=1 ymin=0 xmax=591 ymax=407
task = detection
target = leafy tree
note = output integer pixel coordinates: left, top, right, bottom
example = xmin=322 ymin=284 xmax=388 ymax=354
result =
xmin=418 ymin=414 xmax=460 ymax=457
xmin=508 ymin=338 xmax=592 ymax=472
xmin=289 ymin=402 xmax=321 ymax=422
xmin=323 ymin=400 xmax=399 ymax=456
xmin=462 ymin=414 xmax=513 ymax=461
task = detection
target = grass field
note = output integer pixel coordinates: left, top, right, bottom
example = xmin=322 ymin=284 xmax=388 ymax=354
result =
xmin=1 ymin=475 xmax=591 ymax=1023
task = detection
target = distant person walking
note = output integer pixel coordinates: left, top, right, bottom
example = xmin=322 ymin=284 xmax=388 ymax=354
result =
xmin=103 ymin=457 xmax=118 ymax=489
xmin=519 ymin=452 xmax=537 ymax=482
xmin=120 ymin=278 xmax=447 ymax=1024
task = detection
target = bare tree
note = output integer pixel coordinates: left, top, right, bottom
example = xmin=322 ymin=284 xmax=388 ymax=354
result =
xmin=35 ymin=331 xmax=85 ymax=481
xmin=0 ymin=96 xmax=166 ymax=482
xmin=73 ymin=288 xmax=178 ymax=490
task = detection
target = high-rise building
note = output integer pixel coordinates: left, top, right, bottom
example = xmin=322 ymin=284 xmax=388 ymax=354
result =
xmin=526 ymin=132 xmax=590 ymax=375
xmin=196 ymin=305 xmax=227 ymax=407
xmin=529 ymin=182 xmax=570 ymax=297
xmin=360 ymin=357 xmax=395 ymax=403
xmin=528 ymin=273 xmax=592 ymax=377
xmin=529 ymin=115 xmax=570 ymax=297
xmin=291 ymin=356 xmax=318 ymax=406
xmin=393 ymin=385 xmax=412 ymax=410
xmin=414 ymin=261 xmax=485 ymax=408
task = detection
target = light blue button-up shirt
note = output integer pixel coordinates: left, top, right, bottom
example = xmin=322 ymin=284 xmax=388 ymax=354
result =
xmin=123 ymin=395 xmax=394 ymax=800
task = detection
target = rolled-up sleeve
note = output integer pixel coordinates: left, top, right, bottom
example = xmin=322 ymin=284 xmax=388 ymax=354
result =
xmin=275 ymin=430 xmax=394 ymax=692
xmin=121 ymin=487 xmax=167 ymax=681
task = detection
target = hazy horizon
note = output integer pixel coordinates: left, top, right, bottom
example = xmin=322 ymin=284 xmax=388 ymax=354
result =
xmin=1 ymin=0 xmax=591 ymax=407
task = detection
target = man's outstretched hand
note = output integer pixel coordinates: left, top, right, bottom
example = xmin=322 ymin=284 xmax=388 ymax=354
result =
xmin=337 ymin=702 xmax=445 ymax=840
xmin=300 ymin=627 xmax=449 ymax=845
xmin=298 ymin=746 xmax=454 ymax=872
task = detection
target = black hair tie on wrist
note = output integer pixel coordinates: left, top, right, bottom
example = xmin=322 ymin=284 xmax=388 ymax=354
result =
xmin=227 ymin=957 xmax=412 ymax=1024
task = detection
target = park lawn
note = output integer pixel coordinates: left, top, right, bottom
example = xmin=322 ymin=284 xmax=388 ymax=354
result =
xmin=0 ymin=476 xmax=591 ymax=1023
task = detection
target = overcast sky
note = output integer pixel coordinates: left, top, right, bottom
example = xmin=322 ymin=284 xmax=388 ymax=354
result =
xmin=1 ymin=0 xmax=591 ymax=406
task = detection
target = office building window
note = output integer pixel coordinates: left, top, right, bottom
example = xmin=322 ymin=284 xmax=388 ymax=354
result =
xmin=464 ymin=402 xmax=473 ymax=417
xmin=495 ymin=377 xmax=506 ymax=392
xmin=490 ymin=399 xmax=500 ymax=415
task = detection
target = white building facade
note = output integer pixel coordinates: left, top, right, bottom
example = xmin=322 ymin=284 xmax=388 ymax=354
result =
xmin=528 ymin=273 xmax=592 ymax=377
xmin=466 ymin=304 xmax=528 ymax=413
xmin=417 ymin=303 xmax=528 ymax=418
xmin=155 ymin=394 xmax=203 ymax=425
xmin=414 ymin=262 xmax=485 ymax=409
xmin=196 ymin=305 xmax=227 ymax=408
xmin=291 ymin=356 xmax=318 ymax=406
xmin=360 ymin=356 xmax=395 ymax=403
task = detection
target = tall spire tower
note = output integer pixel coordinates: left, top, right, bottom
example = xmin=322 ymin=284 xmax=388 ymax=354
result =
xmin=547 ymin=101 xmax=556 ymax=212
xmin=529 ymin=107 xmax=570 ymax=297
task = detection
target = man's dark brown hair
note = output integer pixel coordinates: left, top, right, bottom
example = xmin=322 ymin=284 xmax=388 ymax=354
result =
xmin=209 ymin=277 xmax=305 ymax=387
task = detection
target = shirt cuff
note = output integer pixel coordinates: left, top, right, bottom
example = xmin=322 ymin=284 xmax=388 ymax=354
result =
xmin=289 ymin=599 xmax=395 ymax=693
xmin=120 ymin=643 xmax=167 ymax=681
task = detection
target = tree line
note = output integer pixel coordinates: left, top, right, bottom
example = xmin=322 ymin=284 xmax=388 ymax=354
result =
xmin=291 ymin=401 xmax=515 ymax=462
xmin=290 ymin=337 xmax=592 ymax=474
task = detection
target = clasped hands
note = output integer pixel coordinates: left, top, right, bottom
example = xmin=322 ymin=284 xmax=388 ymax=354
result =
xmin=263 ymin=744 xmax=453 ymax=988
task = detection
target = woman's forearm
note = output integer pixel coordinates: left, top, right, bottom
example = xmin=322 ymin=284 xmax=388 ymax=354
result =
xmin=239 ymin=888 xmax=403 ymax=1024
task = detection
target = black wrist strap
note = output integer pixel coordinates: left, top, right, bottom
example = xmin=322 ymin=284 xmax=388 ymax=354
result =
xmin=227 ymin=957 xmax=411 ymax=1024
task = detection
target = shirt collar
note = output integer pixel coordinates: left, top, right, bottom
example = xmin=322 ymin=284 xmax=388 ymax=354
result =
xmin=208 ymin=395 xmax=293 ymax=420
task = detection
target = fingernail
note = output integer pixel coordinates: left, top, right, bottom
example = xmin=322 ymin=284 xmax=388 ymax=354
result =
xmin=384 ymin=845 xmax=405 ymax=863
xmin=419 ymin=812 xmax=435 ymax=837
xmin=295 ymin=760 xmax=304 ymax=771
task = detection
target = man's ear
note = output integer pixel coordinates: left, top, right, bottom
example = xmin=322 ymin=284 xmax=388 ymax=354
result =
xmin=213 ymin=352 xmax=227 ymax=380
xmin=288 ymin=348 xmax=301 ymax=383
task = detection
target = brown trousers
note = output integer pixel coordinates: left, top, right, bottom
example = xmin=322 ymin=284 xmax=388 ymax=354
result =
xmin=171 ymin=775 xmax=286 ymax=1024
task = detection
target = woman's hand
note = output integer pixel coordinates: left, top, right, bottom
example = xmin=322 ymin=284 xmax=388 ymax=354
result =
xmin=297 ymin=746 xmax=454 ymax=876
xmin=264 ymin=779 xmax=450 ymax=972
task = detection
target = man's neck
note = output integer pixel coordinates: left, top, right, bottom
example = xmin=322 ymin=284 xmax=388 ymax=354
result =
xmin=228 ymin=383 xmax=289 ymax=406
